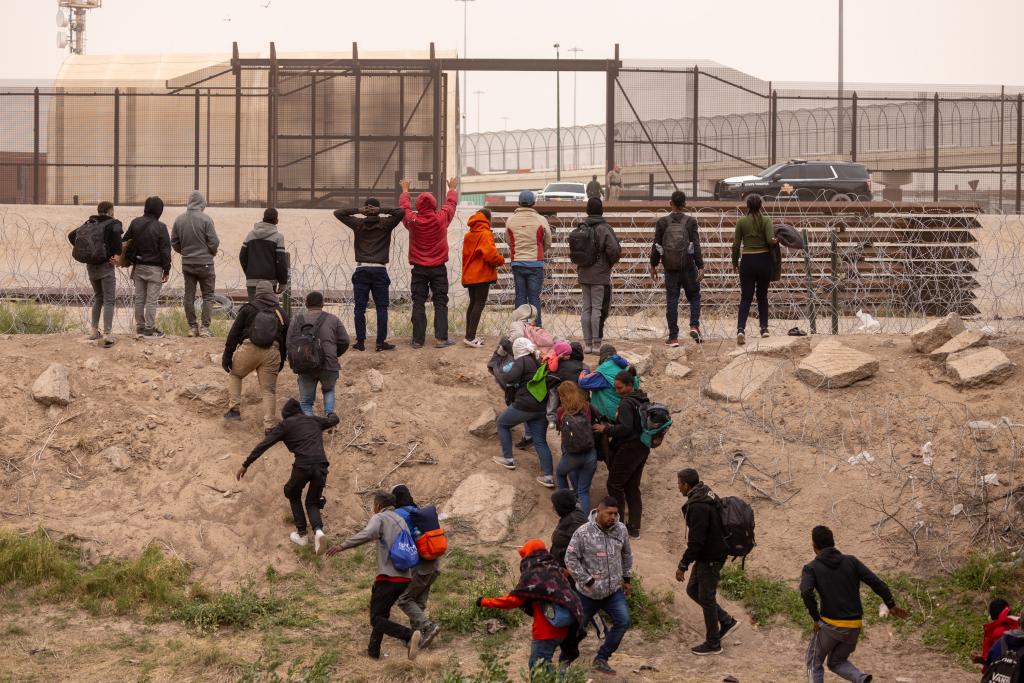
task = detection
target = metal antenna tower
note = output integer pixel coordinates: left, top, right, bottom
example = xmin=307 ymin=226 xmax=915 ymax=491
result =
xmin=57 ymin=1 xmax=103 ymax=55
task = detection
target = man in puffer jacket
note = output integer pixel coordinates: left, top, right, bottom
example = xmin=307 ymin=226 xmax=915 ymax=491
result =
xmin=172 ymin=191 xmax=220 ymax=337
xmin=399 ymin=177 xmax=459 ymax=349
xmin=239 ymin=207 xmax=288 ymax=303
xmin=564 ymin=497 xmax=633 ymax=676
xmin=504 ymin=190 xmax=552 ymax=328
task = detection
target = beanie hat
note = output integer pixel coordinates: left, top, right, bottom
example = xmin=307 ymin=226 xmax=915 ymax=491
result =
xmin=518 ymin=539 xmax=546 ymax=558
xmin=586 ymin=197 xmax=603 ymax=216
xmin=518 ymin=190 xmax=536 ymax=207
xmin=553 ymin=341 xmax=571 ymax=357
xmin=365 ymin=198 xmax=381 ymax=208
xmin=263 ymin=207 xmax=279 ymax=224
xmin=551 ymin=490 xmax=579 ymax=516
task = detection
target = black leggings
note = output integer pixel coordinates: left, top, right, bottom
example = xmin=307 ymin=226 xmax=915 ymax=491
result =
xmin=464 ymin=282 xmax=491 ymax=340
xmin=283 ymin=463 xmax=328 ymax=534
xmin=738 ymin=251 xmax=772 ymax=333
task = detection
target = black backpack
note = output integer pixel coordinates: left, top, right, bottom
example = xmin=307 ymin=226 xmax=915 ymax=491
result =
xmin=71 ymin=218 xmax=111 ymax=265
xmin=638 ymin=401 xmax=673 ymax=448
xmin=660 ymin=213 xmax=693 ymax=273
xmin=287 ymin=312 xmax=327 ymax=374
xmin=249 ymin=305 xmax=283 ymax=349
xmin=720 ymin=496 xmax=756 ymax=565
xmin=561 ymin=411 xmax=595 ymax=454
xmin=983 ymin=637 xmax=1024 ymax=683
xmin=568 ymin=221 xmax=599 ymax=267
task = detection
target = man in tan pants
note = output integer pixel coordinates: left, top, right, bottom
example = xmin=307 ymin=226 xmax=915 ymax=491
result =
xmin=222 ymin=280 xmax=289 ymax=432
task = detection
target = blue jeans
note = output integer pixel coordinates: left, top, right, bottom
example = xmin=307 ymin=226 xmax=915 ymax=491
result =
xmin=296 ymin=370 xmax=339 ymax=416
xmin=556 ymin=448 xmax=597 ymax=513
xmin=512 ymin=265 xmax=545 ymax=328
xmin=497 ymin=406 xmax=554 ymax=476
xmin=578 ymin=590 xmax=630 ymax=662
xmin=665 ymin=267 xmax=701 ymax=339
xmin=352 ymin=266 xmax=390 ymax=345
xmin=528 ymin=639 xmax=559 ymax=677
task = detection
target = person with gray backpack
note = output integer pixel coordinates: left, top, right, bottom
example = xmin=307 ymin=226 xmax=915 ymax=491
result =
xmin=171 ymin=191 xmax=220 ymax=337
xmin=650 ymin=191 xmax=703 ymax=346
xmin=569 ymin=197 xmax=621 ymax=354
xmin=68 ymin=200 xmax=122 ymax=348
xmin=286 ymin=291 xmax=350 ymax=417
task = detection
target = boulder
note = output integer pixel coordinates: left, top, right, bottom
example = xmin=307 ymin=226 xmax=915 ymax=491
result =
xmin=945 ymin=347 xmax=1014 ymax=388
xmin=469 ymin=407 xmax=498 ymax=438
xmin=928 ymin=330 xmax=986 ymax=361
xmin=728 ymin=335 xmax=811 ymax=359
xmin=910 ymin=313 xmax=964 ymax=353
xmin=619 ymin=348 xmax=653 ymax=376
xmin=31 ymin=363 xmax=71 ymax=406
xmin=443 ymin=473 xmax=515 ymax=542
xmin=704 ymin=356 xmax=779 ymax=402
xmin=367 ymin=369 xmax=385 ymax=393
xmin=663 ymin=345 xmax=687 ymax=362
xmin=665 ymin=362 xmax=692 ymax=379
xmin=796 ymin=340 xmax=879 ymax=388
xmin=178 ymin=383 xmax=227 ymax=408
xmin=102 ymin=446 xmax=131 ymax=472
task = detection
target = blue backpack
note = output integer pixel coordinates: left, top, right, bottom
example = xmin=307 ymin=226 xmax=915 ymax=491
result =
xmin=386 ymin=511 xmax=420 ymax=570
xmin=542 ymin=602 xmax=575 ymax=629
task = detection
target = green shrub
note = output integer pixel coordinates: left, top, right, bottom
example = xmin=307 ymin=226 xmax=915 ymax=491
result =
xmin=0 ymin=301 xmax=78 ymax=334
xmin=626 ymin=575 xmax=678 ymax=637
xmin=432 ymin=548 xmax=524 ymax=634
xmin=155 ymin=308 xmax=231 ymax=337
xmin=719 ymin=564 xmax=809 ymax=631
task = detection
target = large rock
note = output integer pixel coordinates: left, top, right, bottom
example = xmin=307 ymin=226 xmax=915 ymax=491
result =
xmin=444 ymin=473 xmax=515 ymax=542
xmin=367 ymin=369 xmax=385 ymax=393
xmin=102 ymin=446 xmax=131 ymax=472
xmin=911 ymin=313 xmax=965 ymax=353
xmin=620 ymin=347 xmax=653 ymax=376
xmin=665 ymin=362 xmax=692 ymax=379
xmin=929 ymin=330 xmax=986 ymax=361
xmin=704 ymin=356 xmax=779 ymax=402
xmin=797 ymin=340 xmax=879 ymax=388
xmin=468 ymin=407 xmax=498 ymax=438
xmin=728 ymin=335 xmax=811 ymax=359
xmin=31 ymin=363 xmax=71 ymax=406
xmin=178 ymin=383 xmax=227 ymax=408
xmin=945 ymin=347 xmax=1014 ymax=388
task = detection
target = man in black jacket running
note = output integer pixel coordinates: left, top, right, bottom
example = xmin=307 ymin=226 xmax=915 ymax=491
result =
xmin=800 ymin=525 xmax=908 ymax=683
xmin=237 ymin=397 xmax=339 ymax=553
xmin=675 ymin=468 xmax=739 ymax=656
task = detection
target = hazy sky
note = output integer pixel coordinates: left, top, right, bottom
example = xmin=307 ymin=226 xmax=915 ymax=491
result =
xmin=1 ymin=0 xmax=1021 ymax=132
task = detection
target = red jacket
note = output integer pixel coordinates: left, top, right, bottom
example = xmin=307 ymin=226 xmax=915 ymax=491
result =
xmin=479 ymin=594 xmax=569 ymax=641
xmin=400 ymin=190 xmax=458 ymax=267
xmin=983 ymin=607 xmax=1020 ymax=662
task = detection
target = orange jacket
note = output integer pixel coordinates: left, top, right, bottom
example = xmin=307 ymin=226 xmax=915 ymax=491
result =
xmin=462 ymin=211 xmax=505 ymax=285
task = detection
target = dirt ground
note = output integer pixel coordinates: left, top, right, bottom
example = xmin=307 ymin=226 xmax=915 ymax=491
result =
xmin=3 ymin=328 xmax=1021 ymax=682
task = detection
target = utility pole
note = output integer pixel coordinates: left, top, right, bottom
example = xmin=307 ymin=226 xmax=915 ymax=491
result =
xmin=837 ymin=0 xmax=844 ymax=156
xmin=501 ymin=116 xmax=511 ymax=131
xmin=473 ymin=90 xmax=485 ymax=171
xmin=554 ymin=43 xmax=561 ymax=180
xmin=569 ymin=46 xmax=583 ymax=171
xmin=455 ymin=0 xmax=475 ymax=174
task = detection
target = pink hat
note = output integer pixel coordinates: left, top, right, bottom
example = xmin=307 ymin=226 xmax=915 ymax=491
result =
xmin=553 ymin=341 xmax=571 ymax=357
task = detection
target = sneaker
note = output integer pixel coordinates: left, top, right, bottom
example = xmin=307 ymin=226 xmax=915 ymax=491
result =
xmin=760 ymin=329 xmax=770 ymax=338
xmin=736 ymin=331 xmax=746 ymax=346
xmin=144 ymin=328 xmax=165 ymax=339
xmin=313 ymin=529 xmax=325 ymax=554
xmin=407 ymin=629 xmax=422 ymax=661
xmin=187 ymin=326 xmax=199 ymax=338
xmin=199 ymin=327 xmax=213 ymax=338
xmin=515 ymin=437 xmax=533 ymax=451
xmin=353 ymin=341 xmax=366 ymax=351
xmin=376 ymin=341 xmax=396 ymax=352
xmin=463 ymin=337 xmax=484 ymax=348
xmin=719 ymin=618 xmax=742 ymax=641
xmin=135 ymin=329 xmax=145 ymax=339
xmin=492 ymin=456 xmax=516 ymax=470
xmin=665 ymin=338 xmax=680 ymax=348
xmin=289 ymin=531 xmax=308 ymax=547
xmin=536 ymin=475 xmax=555 ymax=489
xmin=627 ymin=527 xmax=640 ymax=539
xmin=366 ymin=649 xmax=381 ymax=660
xmin=690 ymin=325 xmax=702 ymax=342
xmin=411 ymin=341 xmax=424 ymax=349
xmin=420 ymin=622 xmax=441 ymax=649
xmin=102 ymin=335 xmax=116 ymax=348
xmin=87 ymin=329 xmax=102 ymax=341
xmin=592 ymin=658 xmax=616 ymax=675
xmin=223 ymin=409 xmax=241 ymax=421
xmin=548 ymin=422 xmax=557 ymax=431
xmin=435 ymin=339 xmax=456 ymax=349
xmin=691 ymin=642 xmax=722 ymax=656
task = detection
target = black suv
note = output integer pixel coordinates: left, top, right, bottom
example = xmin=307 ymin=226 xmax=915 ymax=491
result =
xmin=713 ymin=160 xmax=872 ymax=201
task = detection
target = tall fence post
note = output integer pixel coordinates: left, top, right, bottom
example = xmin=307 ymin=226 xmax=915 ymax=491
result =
xmin=769 ymin=90 xmax=777 ymax=165
xmin=648 ymin=173 xmax=654 ymax=199
xmin=267 ymin=42 xmax=278 ymax=207
xmin=691 ymin=65 xmax=699 ymax=199
xmin=233 ymin=43 xmax=242 ymax=208
xmin=113 ymin=88 xmax=120 ymax=206
xmin=1017 ymin=93 xmax=1022 ymax=213
xmin=803 ymin=228 xmax=816 ymax=334
xmin=850 ymin=92 xmax=858 ymax=162
xmin=933 ymin=92 xmax=940 ymax=202
xmin=830 ymin=229 xmax=839 ymax=335
xmin=605 ymin=44 xmax=618 ymax=182
xmin=193 ymin=89 xmax=201 ymax=191
xmin=32 ymin=87 xmax=40 ymax=204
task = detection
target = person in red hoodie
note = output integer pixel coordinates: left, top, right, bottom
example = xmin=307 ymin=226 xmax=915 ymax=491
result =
xmin=399 ymin=177 xmax=459 ymax=349
xmin=461 ymin=208 xmax=505 ymax=348
xmin=974 ymin=598 xmax=1019 ymax=670
xmin=477 ymin=539 xmax=584 ymax=675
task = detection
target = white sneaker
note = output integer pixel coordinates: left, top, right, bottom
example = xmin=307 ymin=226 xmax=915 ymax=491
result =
xmin=536 ymin=475 xmax=556 ymax=489
xmin=736 ymin=331 xmax=746 ymax=346
xmin=289 ymin=531 xmax=308 ymax=547
xmin=463 ymin=337 xmax=483 ymax=348
xmin=407 ymin=629 xmax=422 ymax=661
xmin=313 ymin=529 xmax=325 ymax=554
xmin=492 ymin=456 xmax=516 ymax=470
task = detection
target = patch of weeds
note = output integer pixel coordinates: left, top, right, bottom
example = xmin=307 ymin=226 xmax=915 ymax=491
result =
xmin=720 ymin=564 xmax=809 ymax=632
xmin=237 ymin=649 xmax=339 ymax=683
xmin=175 ymin=581 xmax=316 ymax=634
xmin=626 ymin=575 xmax=678 ymax=637
xmin=155 ymin=308 xmax=230 ymax=337
xmin=432 ymin=548 xmax=523 ymax=634
xmin=434 ymin=652 xmax=512 ymax=683
xmin=0 ymin=301 xmax=78 ymax=334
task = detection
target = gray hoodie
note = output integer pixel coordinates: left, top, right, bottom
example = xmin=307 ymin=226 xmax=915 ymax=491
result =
xmin=564 ymin=509 xmax=634 ymax=600
xmin=338 ymin=507 xmax=413 ymax=579
xmin=171 ymin=191 xmax=220 ymax=266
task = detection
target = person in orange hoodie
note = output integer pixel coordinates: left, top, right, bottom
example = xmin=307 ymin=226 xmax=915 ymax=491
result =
xmin=461 ymin=208 xmax=505 ymax=348
xmin=476 ymin=539 xmax=584 ymax=675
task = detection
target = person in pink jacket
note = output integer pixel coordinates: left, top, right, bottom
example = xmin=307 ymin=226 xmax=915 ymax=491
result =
xmin=399 ymin=177 xmax=459 ymax=349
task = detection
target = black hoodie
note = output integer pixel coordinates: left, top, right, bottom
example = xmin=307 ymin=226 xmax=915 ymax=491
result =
xmin=799 ymin=547 xmax=895 ymax=624
xmin=604 ymin=388 xmax=649 ymax=446
xmin=678 ymin=482 xmax=730 ymax=569
xmin=333 ymin=207 xmax=406 ymax=264
xmin=550 ymin=507 xmax=588 ymax=567
xmin=242 ymin=398 xmax=339 ymax=468
xmin=123 ymin=197 xmax=171 ymax=274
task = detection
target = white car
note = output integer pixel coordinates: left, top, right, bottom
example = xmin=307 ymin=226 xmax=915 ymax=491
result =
xmin=538 ymin=182 xmax=587 ymax=202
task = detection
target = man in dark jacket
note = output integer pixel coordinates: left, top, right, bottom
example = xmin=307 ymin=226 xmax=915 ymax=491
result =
xmin=594 ymin=368 xmax=649 ymax=538
xmin=550 ymin=490 xmax=588 ymax=567
xmin=240 ymin=207 xmax=289 ymax=303
xmin=172 ymin=191 xmax=220 ymax=337
xmin=491 ymin=339 xmax=555 ymax=488
xmin=286 ymin=291 xmax=349 ymax=417
xmin=123 ymin=196 xmax=171 ymax=337
xmin=800 ymin=525 xmax=907 ymax=683
xmin=236 ymin=397 xmax=338 ymax=552
xmin=586 ymin=175 xmax=602 ymax=199
xmin=68 ymin=200 xmax=122 ymax=347
xmin=334 ymin=199 xmax=405 ymax=352
xmin=577 ymin=197 xmax=621 ymax=354
xmin=675 ymin=468 xmax=738 ymax=656
xmin=222 ymin=281 xmax=289 ymax=432
xmin=650 ymin=190 xmax=704 ymax=346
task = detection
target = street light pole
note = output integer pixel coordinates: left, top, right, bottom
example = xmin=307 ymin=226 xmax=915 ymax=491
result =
xmin=455 ymin=0 xmax=475 ymax=174
xmin=837 ymin=0 xmax=844 ymax=156
xmin=473 ymin=90 xmax=485 ymax=171
xmin=569 ymin=47 xmax=583 ymax=171
xmin=554 ymin=43 xmax=561 ymax=181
